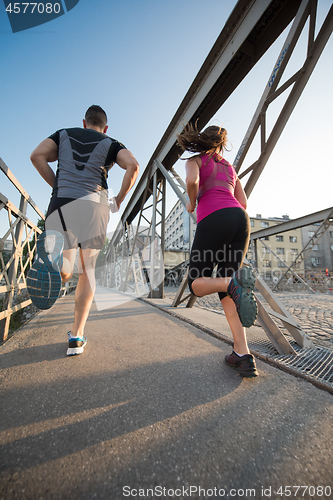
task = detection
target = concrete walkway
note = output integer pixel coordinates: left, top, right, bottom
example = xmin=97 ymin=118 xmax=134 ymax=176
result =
xmin=0 ymin=289 xmax=332 ymax=500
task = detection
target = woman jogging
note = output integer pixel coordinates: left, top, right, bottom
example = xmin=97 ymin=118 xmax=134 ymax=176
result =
xmin=177 ymin=123 xmax=258 ymax=377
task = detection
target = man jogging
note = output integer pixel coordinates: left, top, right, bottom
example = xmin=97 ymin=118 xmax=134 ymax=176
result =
xmin=28 ymin=105 xmax=139 ymax=356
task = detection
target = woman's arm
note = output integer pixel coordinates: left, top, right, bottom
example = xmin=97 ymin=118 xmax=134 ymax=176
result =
xmin=234 ymin=177 xmax=247 ymax=210
xmin=185 ymin=157 xmax=201 ymax=213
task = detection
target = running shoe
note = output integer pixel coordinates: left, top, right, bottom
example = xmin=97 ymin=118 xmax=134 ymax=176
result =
xmin=67 ymin=332 xmax=87 ymax=356
xmin=227 ymin=267 xmax=257 ymax=327
xmin=225 ymin=351 xmax=258 ymax=377
xmin=26 ymin=230 xmax=64 ymax=310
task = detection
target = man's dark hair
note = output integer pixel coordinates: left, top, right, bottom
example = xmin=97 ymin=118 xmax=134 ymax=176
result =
xmin=85 ymin=105 xmax=107 ymax=129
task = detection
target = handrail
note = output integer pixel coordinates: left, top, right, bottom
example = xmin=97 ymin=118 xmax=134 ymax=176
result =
xmin=0 ymin=158 xmax=45 ymax=220
xmin=0 ymin=160 xmax=45 ymax=341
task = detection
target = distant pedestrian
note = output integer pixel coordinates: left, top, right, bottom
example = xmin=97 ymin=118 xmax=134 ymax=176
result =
xmin=28 ymin=105 xmax=139 ymax=356
xmin=177 ymin=123 xmax=258 ymax=377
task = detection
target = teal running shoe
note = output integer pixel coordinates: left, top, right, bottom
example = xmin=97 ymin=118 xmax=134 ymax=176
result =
xmin=26 ymin=230 xmax=64 ymax=310
xmin=67 ymin=331 xmax=87 ymax=356
xmin=227 ymin=267 xmax=257 ymax=327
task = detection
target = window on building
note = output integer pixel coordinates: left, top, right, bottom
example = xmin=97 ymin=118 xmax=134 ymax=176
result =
xmin=278 ymin=261 xmax=287 ymax=268
xmin=261 ymin=221 xmax=269 ymax=228
xmin=289 ymin=236 xmax=297 ymax=243
xmin=180 ymin=235 xmax=183 ymax=243
xmin=262 ymin=247 xmax=270 ymax=254
xmin=276 ymin=235 xmax=283 ymax=241
xmin=262 ymin=236 xmax=270 ymax=241
xmin=276 ymin=248 xmax=285 ymax=254
xmin=330 ymin=231 xmax=333 ymax=238
xmin=263 ymin=260 xmax=271 ymax=267
xmin=290 ymin=249 xmax=298 ymax=255
xmin=311 ymin=257 xmax=321 ymax=266
xmin=308 ymin=231 xmax=315 ymax=238
xmin=250 ymin=220 xmax=254 ymax=227
xmin=312 ymin=244 xmax=319 ymax=251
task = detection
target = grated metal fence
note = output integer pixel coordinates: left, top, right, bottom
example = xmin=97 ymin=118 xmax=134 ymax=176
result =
xmin=0 ymin=158 xmax=45 ymax=342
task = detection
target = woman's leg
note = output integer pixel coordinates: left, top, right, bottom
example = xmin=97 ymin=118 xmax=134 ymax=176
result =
xmin=191 ymin=276 xmax=230 ymax=296
xmin=188 ymin=208 xmax=257 ymax=333
xmin=221 ymin=296 xmax=250 ymax=355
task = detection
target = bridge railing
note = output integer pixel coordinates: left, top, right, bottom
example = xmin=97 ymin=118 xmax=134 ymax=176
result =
xmin=0 ymin=158 xmax=45 ymax=341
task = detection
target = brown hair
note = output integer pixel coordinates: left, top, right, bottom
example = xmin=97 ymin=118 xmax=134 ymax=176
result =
xmin=177 ymin=123 xmax=228 ymax=157
xmin=85 ymin=105 xmax=107 ymax=129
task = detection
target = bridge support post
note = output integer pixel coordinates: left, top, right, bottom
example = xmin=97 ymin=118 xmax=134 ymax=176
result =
xmin=148 ymin=170 xmax=165 ymax=298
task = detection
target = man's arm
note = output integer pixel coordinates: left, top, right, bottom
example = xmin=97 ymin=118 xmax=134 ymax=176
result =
xmin=30 ymin=138 xmax=58 ymax=188
xmin=114 ymin=149 xmax=139 ymax=209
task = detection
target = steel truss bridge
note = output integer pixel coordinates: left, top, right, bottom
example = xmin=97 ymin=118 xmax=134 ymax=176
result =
xmin=101 ymin=0 xmax=333 ymax=357
xmin=0 ymin=0 xmax=332 ymax=366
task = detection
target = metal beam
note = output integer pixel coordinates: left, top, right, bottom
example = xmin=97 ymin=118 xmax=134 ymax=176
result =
xmin=118 ymin=0 xmax=303 ymax=228
xmin=243 ymin=2 xmax=333 ymax=195
xmin=250 ymin=207 xmax=333 ymax=240
xmin=254 ymin=273 xmax=313 ymax=348
xmin=234 ymin=0 xmax=312 ymax=170
xmin=256 ymin=297 xmax=297 ymax=355
xmin=155 ymin=160 xmax=197 ymax=225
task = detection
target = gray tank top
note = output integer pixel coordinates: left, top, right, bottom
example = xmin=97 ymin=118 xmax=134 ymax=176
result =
xmin=49 ymin=127 xmax=126 ymax=203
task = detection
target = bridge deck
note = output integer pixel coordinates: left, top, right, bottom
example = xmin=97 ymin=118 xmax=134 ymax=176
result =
xmin=0 ymin=292 xmax=332 ymax=499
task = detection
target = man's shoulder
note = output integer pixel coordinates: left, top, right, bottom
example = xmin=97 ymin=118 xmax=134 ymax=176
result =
xmin=61 ymin=127 xmax=110 ymax=142
xmin=54 ymin=128 xmax=121 ymax=145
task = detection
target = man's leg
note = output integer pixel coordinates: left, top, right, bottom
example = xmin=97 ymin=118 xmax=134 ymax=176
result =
xmin=61 ymin=248 xmax=77 ymax=283
xmin=70 ymin=247 xmax=100 ymax=338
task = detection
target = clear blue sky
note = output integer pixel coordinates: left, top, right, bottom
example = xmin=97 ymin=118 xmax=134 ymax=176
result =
xmin=1 ymin=0 xmax=332 ymax=237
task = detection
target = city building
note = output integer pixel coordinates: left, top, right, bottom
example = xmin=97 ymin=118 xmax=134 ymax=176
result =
xmin=164 ymin=199 xmax=333 ymax=284
xmin=1 ymin=238 xmax=13 ymax=254
xmin=300 ymin=224 xmax=333 ymax=270
xmin=165 ymin=199 xmax=195 ymax=251
xmin=247 ymin=214 xmax=303 ymax=281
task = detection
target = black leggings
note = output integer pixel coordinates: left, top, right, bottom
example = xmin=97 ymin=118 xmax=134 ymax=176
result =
xmin=188 ymin=207 xmax=250 ymax=300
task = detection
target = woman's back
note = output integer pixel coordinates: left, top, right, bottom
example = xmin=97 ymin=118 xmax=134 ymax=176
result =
xmin=197 ymin=154 xmax=243 ymax=223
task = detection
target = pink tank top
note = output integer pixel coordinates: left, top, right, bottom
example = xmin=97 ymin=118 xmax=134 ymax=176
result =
xmin=196 ymin=154 xmax=243 ymax=223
